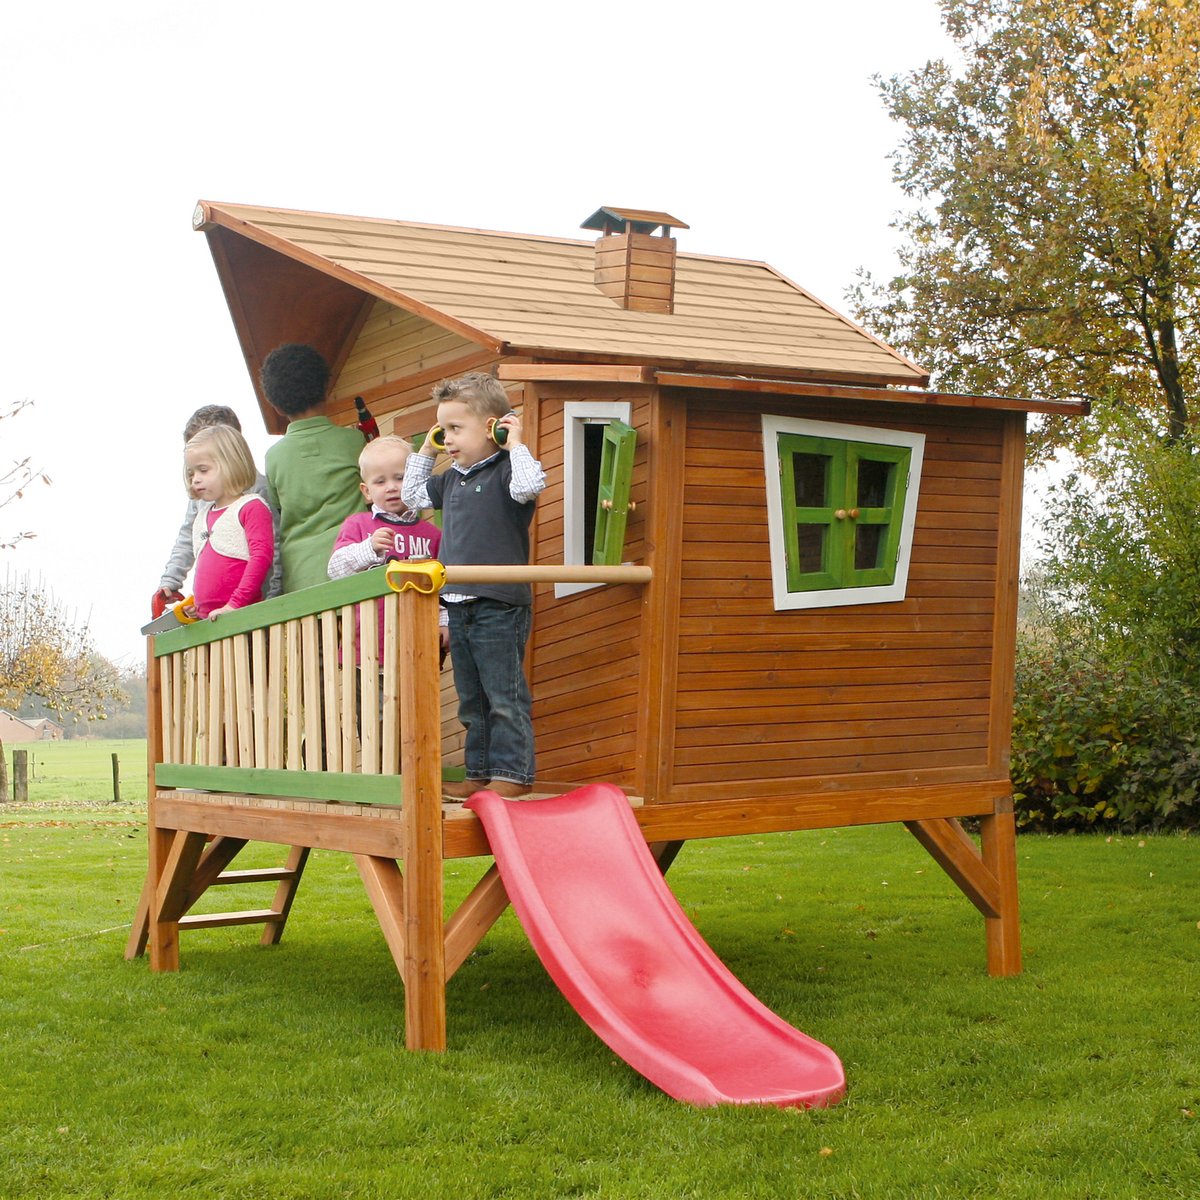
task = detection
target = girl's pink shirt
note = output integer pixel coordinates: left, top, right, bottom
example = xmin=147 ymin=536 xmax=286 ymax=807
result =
xmin=193 ymin=497 xmax=275 ymax=617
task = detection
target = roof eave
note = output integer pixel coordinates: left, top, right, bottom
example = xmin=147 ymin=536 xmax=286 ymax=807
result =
xmin=195 ymin=201 xmax=507 ymax=356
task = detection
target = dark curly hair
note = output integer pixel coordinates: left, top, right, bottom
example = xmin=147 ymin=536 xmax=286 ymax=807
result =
xmin=260 ymin=344 xmax=331 ymax=417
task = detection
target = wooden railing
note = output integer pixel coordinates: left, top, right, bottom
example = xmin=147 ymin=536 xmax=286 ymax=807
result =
xmin=150 ymin=564 xmax=652 ymax=806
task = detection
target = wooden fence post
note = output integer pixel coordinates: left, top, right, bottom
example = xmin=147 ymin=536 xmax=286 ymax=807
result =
xmin=111 ymin=753 xmax=121 ymax=803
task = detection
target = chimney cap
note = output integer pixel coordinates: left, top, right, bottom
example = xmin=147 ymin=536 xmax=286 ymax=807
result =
xmin=581 ymin=207 xmax=689 ymax=236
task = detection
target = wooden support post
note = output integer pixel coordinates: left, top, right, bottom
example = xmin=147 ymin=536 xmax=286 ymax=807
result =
xmin=149 ymin=828 xmax=207 ymax=971
xmin=111 ymin=753 xmax=121 ymax=803
xmin=125 ymin=872 xmax=154 ymax=960
xmin=980 ymin=800 xmax=1022 ymax=977
xmin=397 ymin=582 xmax=447 ymax=1050
xmin=906 ymin=806 xmax=1022 ymax=978
xmin=128 ymin=636 xmax=165 ymax=963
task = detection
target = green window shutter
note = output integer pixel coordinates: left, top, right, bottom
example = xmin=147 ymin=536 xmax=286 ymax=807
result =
xmin=776 ymin=433 xmax=911 ymax=593
xmin=592 ymin=420 xmax=637 ymax=566
xmin=843 ymin=442 xmax=911 ymax=587
xmin=777 ymin=433 xmax=844 ymax=591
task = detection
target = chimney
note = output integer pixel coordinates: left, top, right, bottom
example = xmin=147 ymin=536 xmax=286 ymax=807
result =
xmin=582 ymin=207 xmax=689 ymax=315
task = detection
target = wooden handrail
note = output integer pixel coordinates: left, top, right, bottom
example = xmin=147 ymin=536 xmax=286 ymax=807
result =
xmin=445 ymin=565 xmax=652 ymax=585
xmin=152 ymin=563 xmax=652 ymax=655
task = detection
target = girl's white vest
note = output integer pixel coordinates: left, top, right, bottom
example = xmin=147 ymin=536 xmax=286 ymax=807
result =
xmin=191 ymin=494 xmax=267 ymax=561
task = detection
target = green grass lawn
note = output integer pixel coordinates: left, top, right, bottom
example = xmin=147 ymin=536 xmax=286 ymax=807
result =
xmin=5 ymin=738 xmax=148 ymax=805
xmin=1 ymin=800 xmax=1196 ymax=1198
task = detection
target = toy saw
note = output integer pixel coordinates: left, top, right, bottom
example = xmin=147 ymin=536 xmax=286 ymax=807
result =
xmin=140 ymin=598 xmax=198 ymax=636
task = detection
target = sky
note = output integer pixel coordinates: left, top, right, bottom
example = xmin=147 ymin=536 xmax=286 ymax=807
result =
xmin=2 ymin=0 xmax=960 ymax=670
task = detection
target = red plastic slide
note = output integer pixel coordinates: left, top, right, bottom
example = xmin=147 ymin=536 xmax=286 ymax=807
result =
xmin=466 ymin=783 xmax=845 ymax=1108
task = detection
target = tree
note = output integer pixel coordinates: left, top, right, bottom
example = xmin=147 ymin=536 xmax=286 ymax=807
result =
xmin=1037 ymin=406 xmax=1200 ymax=670
xmin=0 ymin=573 xmax=125 ymax=799
xmin=0 ymin=575 xmax=125 ymax=720
xmin=1 ymin=400 xmax=51 ymax=549
xmin=853 ymin=0 xmax=1200 ymax=459
xmin=16 ymin=656 xmax=139 ymax=738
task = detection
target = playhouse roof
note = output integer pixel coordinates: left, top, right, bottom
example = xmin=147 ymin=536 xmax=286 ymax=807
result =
xmin=193 ymin=200 xmax=929 ymax=396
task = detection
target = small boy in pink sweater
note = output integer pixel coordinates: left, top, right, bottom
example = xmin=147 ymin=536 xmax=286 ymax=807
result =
xmin=328 ymin=435 xmax=447 ymax=654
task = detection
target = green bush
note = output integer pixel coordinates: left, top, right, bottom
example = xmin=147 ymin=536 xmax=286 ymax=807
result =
xmin=1012 ymin=632 xmax=1200 ymax=831
xmin=1014 ymin=409 xmax=1200 ymax=831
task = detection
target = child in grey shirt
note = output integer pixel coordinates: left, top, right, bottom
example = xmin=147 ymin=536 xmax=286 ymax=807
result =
xmin=154 ymin=405 xmax=280 ymax=611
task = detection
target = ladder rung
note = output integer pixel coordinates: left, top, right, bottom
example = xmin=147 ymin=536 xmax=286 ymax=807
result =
xmin=213 ymin=868 xmax=297 ymax=885
xmin=179 ymin=909 xmax=284 ymax=929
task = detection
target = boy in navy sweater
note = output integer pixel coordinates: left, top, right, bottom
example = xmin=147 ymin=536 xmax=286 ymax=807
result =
xmin=402 ymin=373 xmax=545 ymax=798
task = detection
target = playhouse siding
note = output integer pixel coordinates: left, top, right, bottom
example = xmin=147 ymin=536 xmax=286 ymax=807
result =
xmin=664 ymin=392 xmax=1014 ymax=799
xmin=328 ymin=300 xmax=500 ymax=433
xmin=528 ymin=384 xmax=652 ymax=787
xmin=334 ymin=302 xmax=481 ymax=404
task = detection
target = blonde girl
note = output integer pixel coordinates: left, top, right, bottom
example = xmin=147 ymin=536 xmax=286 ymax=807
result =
xmin=184 ymin=424 xmax=275 ymax=620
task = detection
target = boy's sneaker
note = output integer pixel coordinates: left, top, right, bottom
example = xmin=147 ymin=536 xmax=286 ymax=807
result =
xmin=443 ymin=779 xmax=488 ymax=799
xmin=488 ymin=780 xmax=532 ymax=799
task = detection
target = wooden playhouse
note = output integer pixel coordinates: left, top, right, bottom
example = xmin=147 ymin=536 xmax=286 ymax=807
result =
xmin=129 ymin=201 xmax=1086 ymax=1050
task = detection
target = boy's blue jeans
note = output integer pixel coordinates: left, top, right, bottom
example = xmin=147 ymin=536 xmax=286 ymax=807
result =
xmin=446 ymin=599 xmax=535 ymax=787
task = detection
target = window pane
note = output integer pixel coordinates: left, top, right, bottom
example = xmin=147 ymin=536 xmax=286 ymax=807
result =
xmin=796 ymin=524 xmax=826 ymax=573
xmin=855 ymin=524 xmax=883 ymax=571
xmin=857 ymin=459 xmax=893 ymax=508
xmin=792 ymin=454 xmax=829 ymax=508
xmin=583 ymin=422 xmax=605 ymax=561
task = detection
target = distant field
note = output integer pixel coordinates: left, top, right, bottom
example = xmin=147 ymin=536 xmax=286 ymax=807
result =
xmin=4 ymin=738 xmax=148 ymax=805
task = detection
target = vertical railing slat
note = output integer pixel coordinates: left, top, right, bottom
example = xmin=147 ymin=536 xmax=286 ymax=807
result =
xmin=221 ymin=638 xmax=238 ymax=767
xmin=267 ymin=623 xmax=284 ymax=770
xmin=233 ymin=634 xmax=254 ymax=768
xmin=301 ymin=615 xmax=321 ymax=771
xmin=252 ymin=627 xmax=268 ymax=767
xmin=159 ymin=655 xmax=174 ymax=766
xmin=286 ymin=620 xmax=302 ymax=770
xmin=171 ymin=651 xmax=184 ymax=764
xmin=207 ymin=643 xmax=224 ymax=766
xmin=381 ymin=592 xmax=400 ymax=776
xmin=193 ymin=645 xmax=208 ymax=766
xmin=360 ymin=600 xmax=380 ymax=775
xmin=340 ymin=604 xmax=357 ymax=773
xmin=321 ymin=611 xmax=342 ymax=774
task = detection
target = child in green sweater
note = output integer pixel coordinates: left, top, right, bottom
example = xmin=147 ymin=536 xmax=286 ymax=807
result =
xmin=260 ymin=344 xmax=364 ymax=594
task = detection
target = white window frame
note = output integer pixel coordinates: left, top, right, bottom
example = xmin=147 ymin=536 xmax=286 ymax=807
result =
xmin=761 ymin=414 xmax=925 ymax=611
xmin=556 ymin=400 xmax=633 ymax=599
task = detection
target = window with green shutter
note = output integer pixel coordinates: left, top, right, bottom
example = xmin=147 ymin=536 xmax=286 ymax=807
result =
xmin=557 ymin=401 xmax=635 ymax=597
xmin=763 ymin=416 xmax=924 ymax=610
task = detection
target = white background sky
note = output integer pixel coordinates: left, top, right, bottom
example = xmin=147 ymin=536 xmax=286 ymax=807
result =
xmin=3 ymin=0 xmax=961 ymax=670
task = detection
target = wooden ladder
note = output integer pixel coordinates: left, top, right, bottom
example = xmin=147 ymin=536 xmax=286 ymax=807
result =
xmin=126 ymin=838 xmax=310 ymax=959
